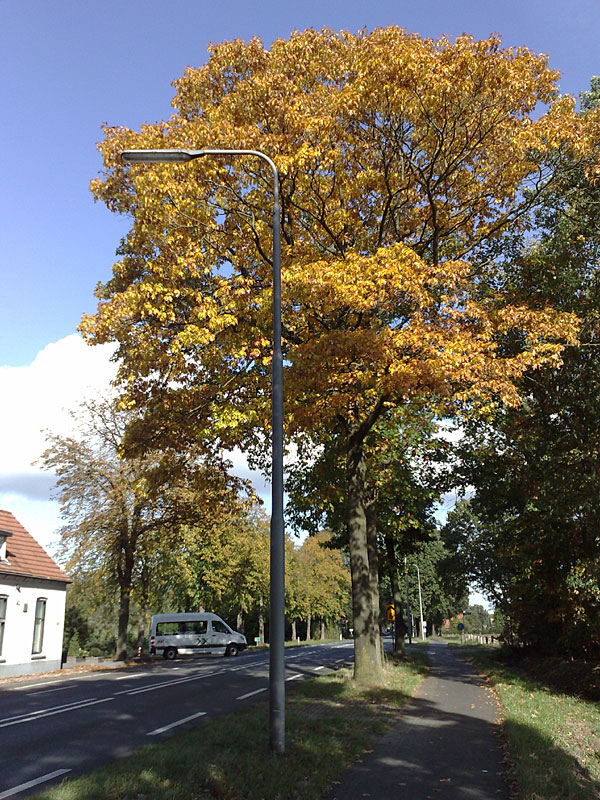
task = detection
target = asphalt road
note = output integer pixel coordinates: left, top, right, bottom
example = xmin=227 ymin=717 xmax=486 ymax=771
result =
xmin=0 ymin=641 xmax=355 ymax=799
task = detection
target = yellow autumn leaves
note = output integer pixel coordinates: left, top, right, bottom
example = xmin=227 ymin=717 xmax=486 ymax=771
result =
xmin=82 ymin=27 xmax=590 ymax=448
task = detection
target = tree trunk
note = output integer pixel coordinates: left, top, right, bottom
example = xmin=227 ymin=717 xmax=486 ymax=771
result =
xmin=306 ymin=611 xmax=312 ymax=641
xmin=116 ymin=586 xmax=130 ymax=661
xmin=136 ymin=598 xmax=147 ymax=652
xmin=258 ymin=594 xmax=265 ymax=643
xmin=320 ymin=620 xmax=326 ymax=640
xmin=385 ymin=534 xmax=406 ymax=654
xmin=365 ymin=499 xmax=384 ymax=671
xmin=136 ymin=560 xmax=149 ymax=652
xmin=237 ymin=611 xmax=244 ymax=634
xmin=347 ymin=435 xmax=384 ymax=684
xmin=291 ymin=619 xmax=297 ymax=640
xmin=116 ymin=524 xmax=136 ymax=662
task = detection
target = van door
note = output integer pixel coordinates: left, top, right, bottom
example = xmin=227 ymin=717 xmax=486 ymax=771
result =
xmin=207 ymin=619 xmax=230 ymax=653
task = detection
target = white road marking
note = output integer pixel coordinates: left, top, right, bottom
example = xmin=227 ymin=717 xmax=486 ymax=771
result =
xmin=119 ymin=669 xmax=226 ymax=696
xmin=147 ymin=711 xmax=206 ymax=736
xmin=114 ymin=672 xmax=146 ymax=681
xmin=0 ymin=769 xmax=72 ymax=799
xmin=8 ymin=681 xmax=60 ymax=691
xmin=0 ymin=697 xmax=114 ymax=729
xmin=236 ymin=687 xmax=267 ymax=700
xmin=32 ymin=685 xmax=77 ymax=695
xmin=285 ymin=673 xmax=302 ymax=682
xmin=0 ymin=697 xmax=99 ymax=724
xmin=314 ymin=666 xmax=325 ymax=671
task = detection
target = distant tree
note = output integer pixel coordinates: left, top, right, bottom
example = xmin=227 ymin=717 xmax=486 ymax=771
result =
xmin=295 ymin=532 xmax=352 ymax=639
xmin=39 ymin=396 xmax=247 ymax=660
xmin=464 ymin=604 xmax=492 ymax=634
xmin=403 ymin=532 xmax=469 ymax=635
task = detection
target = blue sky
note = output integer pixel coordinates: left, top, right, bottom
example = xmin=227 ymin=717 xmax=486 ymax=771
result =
xmin=1 ymin=0 xmax=599 ymax=367
xmin=1 ymin=0 xmax=598 ymax=573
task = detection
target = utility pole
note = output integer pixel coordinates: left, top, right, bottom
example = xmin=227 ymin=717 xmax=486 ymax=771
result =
xmin=417 ymin=565 xmax=425 ymax=641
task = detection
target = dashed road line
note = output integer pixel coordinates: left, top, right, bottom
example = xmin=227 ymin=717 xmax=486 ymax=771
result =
xmin=0 ymin=769 xmax=72 ymax=799
xmin=147 ymin=711 xmax=206 ymax=736
xmin=118 ymin=669 xmax=226 ymax=696
xmin=32 ymin=685 xmax=77 ymax=695
xmin=8 ymin=681 xmax=62 ymax=691
xmin=0 ymin=697 xmax=114 ymax=728
xmin=236 ymin=687 xmax=267 ymax=700
xmin=114 ymin=672 xmax=147 ymax=681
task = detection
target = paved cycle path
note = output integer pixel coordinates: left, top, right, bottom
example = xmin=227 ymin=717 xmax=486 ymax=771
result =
xmin=326 ymin=641 xmax=508 ymax=799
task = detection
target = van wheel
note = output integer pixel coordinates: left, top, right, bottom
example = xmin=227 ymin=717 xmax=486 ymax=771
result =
xmin=163 ymin=647 xmax=178 ymax=660
xmin=225 ymin=643 xmax=239 ymax=657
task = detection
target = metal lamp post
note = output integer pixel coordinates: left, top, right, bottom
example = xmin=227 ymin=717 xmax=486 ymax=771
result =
xmin=121 ymin=149 xmax=285 ymax=753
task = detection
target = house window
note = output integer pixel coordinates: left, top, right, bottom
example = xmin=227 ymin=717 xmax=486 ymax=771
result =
xmin=32 ymin=598 xmax=47 ymax=655
xmin=0 ymin=596 xmax=6 ymax=656
xmin=0 ymin=530 xmax=11 ymax=562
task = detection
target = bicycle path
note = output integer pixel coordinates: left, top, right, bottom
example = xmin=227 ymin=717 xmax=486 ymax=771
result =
xmin=326 ymin=641 xmax=509 ymax=799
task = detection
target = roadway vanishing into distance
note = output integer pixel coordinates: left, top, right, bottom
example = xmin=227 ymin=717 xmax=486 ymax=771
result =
xmin=0 ymin=641 xmax=355 ymax=799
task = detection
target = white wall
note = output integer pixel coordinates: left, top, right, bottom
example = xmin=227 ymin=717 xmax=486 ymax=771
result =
xmin=0 ymin=574 xmax=67 ymax=677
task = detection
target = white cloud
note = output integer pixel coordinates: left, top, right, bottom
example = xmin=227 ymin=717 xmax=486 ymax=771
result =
xmin=0 ymin=335 xmax=272 ymax=552
xmin=227 ymin=447 xmax=271 ymax=503
xmin=0 ymin=335 xmax=118 ymax=551
xmin=0 ymin=334 xmax=119 ymax=477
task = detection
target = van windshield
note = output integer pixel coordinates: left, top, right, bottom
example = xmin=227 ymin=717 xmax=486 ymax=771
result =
xmin=157 ymin=620 xmax=208 ymax=635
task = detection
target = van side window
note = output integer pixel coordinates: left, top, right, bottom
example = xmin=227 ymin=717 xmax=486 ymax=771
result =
xmin=181 ymin=620 xmax=207 ymax=634
xmin=156 ymin=620 xmax=208 ymax=635
xmin=156 ymin=622 xmax=180 ymax=635
xmin=212 ymin=621 xmax=231 ymax=634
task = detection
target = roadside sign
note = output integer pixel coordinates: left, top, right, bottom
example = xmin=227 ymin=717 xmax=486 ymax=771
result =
xmin=457 ymin=622 xmax=465 ymax=631
xmin=385 ymin=604 xmax=395 ymax=622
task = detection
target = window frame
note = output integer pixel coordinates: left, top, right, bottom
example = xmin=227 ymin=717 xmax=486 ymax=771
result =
xmin=31 ymin=597 xmax=47 ymax=655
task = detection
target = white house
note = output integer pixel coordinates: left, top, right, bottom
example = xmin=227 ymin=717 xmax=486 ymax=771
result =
xmin=0 ymin=510 xmax=70 ymax=677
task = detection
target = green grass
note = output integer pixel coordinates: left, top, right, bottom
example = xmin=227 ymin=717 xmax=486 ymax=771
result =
xmin=465 ymin=649 xmax=600 ymax=800
xmin=32 ymin=651 xmax=428 ymax=800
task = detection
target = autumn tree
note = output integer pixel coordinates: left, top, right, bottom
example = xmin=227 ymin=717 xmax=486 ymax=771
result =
xmin=294 ymin=532 xmax=351 ymax=639
xmin=39 ymin=397 xmax=247 ymax=660
xmin=83 ymin=29 xmax=586 ymax=681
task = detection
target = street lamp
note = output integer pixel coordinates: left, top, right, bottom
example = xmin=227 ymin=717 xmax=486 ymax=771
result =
xmin=121 ymin=148 xmax=285 ymax=753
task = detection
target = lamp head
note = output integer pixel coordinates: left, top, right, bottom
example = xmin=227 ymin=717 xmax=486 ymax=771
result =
xmin=121 ymin=149 xmax=203 ymax=164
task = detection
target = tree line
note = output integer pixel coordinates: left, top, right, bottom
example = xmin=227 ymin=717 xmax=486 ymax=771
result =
xmin=42 ymin=399 xmax=351 ymax=660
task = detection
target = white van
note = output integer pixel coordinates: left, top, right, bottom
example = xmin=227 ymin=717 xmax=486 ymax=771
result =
xmin=149 ymin=612 xmax=247 ymax=660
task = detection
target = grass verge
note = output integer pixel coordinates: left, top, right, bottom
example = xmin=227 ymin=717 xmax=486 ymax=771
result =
xmin=465 ymin=649 xmax=600 ymax=800
xmin=32 ymin=651 xmax=428 ymax=800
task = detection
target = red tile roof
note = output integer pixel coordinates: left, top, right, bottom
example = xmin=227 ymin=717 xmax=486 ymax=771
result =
xmin=0 ymin=510 xmax=70 ymax=584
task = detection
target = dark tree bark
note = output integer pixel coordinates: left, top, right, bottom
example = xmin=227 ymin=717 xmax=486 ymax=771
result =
xmin=347 ymin=434 xmax=384 ymax=684
xmin=385 ymin=534 xmax=407 ymax=653
xmin=365 ymin=498 xmax=384 ymax=669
